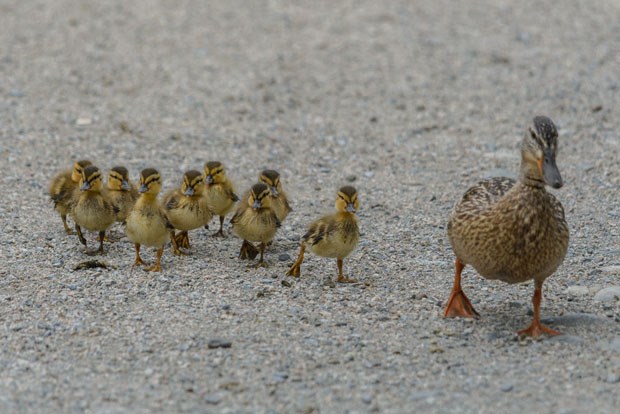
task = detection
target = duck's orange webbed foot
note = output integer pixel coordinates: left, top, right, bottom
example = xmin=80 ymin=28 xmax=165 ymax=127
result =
xmin=443 ymin=288 xmax=480 ymax=318
xmin=517 ymin=322 xmax=560 ymax=338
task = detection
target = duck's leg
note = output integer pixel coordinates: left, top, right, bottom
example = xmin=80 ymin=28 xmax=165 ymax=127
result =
xmin=146 ymin=246 xmax=164 ymax=272
xmin=517 ymin=280 xmax=560 ymax=337
xmin=239 ymin=240 xmax=258 ymax=260
xmin=97 ymin=231 xmax=106 ymax=254
xmin=75 ymin=224 xmax=87 ymax=247
xmin=170 ymin=230 xmax=186 ymax=256
xmin=133 ymin=243 xmax=146 ymax=266
xmin=336 ymin=258 xmax=357 ymax=283
xmin=286 ymin=243 xmax=305 ymax=277
xmin=444 ymin=258 xmax=479 ymax=318
xmin=255 ymin=242 xmax=268 ymax=268
xmin=62 ymin=214 xmax=73 ymax=234
xmin=212 ymin=216 xmax=226 ymax=237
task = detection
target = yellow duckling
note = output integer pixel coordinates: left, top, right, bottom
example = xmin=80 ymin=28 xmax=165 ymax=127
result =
xmin=287 ymin=186 xmax=360 ymax=283
xmin=107 ymin=166 xmax=138 ymax=223
xmin=163 ymin=170 xmax=213 ymax=254
xmin=231 ymin=183 xmax=280 ymax=266
xmin=259 ymin=169 xmax=292 ymax=222
xmin=49 ymin=159 xmax=92 ymax=234
xmin=125 ymin=168 xmax=171 ymax=272
xmin=444 ymin=116 xmax=569 ymax=337
xmin=204 ymin=161 xmax=239 ymax=237
xmin=70 ymin=165 xmax=118 ymax=254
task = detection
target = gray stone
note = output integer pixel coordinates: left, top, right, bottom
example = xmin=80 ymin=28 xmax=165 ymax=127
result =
xmin=593 ymin=286 xmax=620 ymax=302
xmin=565 ymin=286 xmax=589 ymax=296
xmin=278 ymin=253 xmax=291 ymax=262
xmin=500 ymin=383 xmax=514 ymax=392
xmin=204 ymin=394 xmax=222 ymax=405
xmin=208 ymin=339 xmax=232 ymax=349
xmin=606 ymin=373 xmax=620 ymax=384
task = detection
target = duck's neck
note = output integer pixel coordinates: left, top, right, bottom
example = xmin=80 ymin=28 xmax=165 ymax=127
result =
xmin=519 ymin=157 xmax=545 ymax=189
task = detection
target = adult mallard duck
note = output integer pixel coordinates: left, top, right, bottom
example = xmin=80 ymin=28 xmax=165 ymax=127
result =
xmin=444 ymin=116 xmax=569 ymax=337
xmin=286 ymin=186 xmax=360 ymax=283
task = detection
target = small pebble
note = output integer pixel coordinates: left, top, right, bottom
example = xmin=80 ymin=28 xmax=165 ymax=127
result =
xmin=361 ymin=395 xmax=372 ymax=404
xmin=500 ymin=383 xmax=513 ymax=392
xmin=208 ymin=339 xmax=232 ymax=349
xmin=278 ymin=253 xmax=291 ymax=262
xmin=593 ymin=286 xmax=620 ymax=302
xmin=606 ymin=374 xmax=620 ymax=384
xmin=204 ymin=394 xmax=222 ymax=405
xmin=346 ymin=175 xmax=357 ymax=182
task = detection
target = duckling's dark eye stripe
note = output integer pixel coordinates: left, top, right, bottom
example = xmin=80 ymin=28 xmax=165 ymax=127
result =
xmin=110 ymin=174 xmax=123 ymax=181
xmin=144 ymin=176 xmax=160 ymax=185
xmin=86 ymin=173 xmax=101 ymax=184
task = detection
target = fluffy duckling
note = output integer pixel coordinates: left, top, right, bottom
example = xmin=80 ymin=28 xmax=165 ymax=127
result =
xmin=231 ymin=183 xmax=281 ymax=266
xmin=259 ymin=169 xmax=292 ymax=222
xmin=70 ymin=165 xmax=118 ymax=254
xmin=444 ymin=116 xmax=569 ymax=337
xmin=204 ymin=161 xmax=239 ymax=237
xmin=49 ymin=159 xmax=92 ymax=234
xmin=164 ymin=170 xmax=213 ymax=255
xmin=125 ymin=168 xmax=171 ymax=272
xmin=286 ymin=186 xmax=360 ymax=283
xmin=107 ymin=166 xmax=138 ymax=223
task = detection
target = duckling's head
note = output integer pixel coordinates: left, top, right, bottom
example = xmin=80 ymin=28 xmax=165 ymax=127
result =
xmin=521 ymin=116 xmax=563 ymax=189
xmin=79 ymin=165 xmax=103 ymax=192
xmin=259 ymin=169 xmax=283 ymax=197
xmin=71 ymin=160 xmax=93 ymax=182
xmin=181 ymin=170 xmax=205 ymax=196
xmin=139 ymin=168 xmax=162 ymax=195
xmin=108 ymin=166 xmax=132 ymax=191
xmin=335 ymin=186 xmax=359 ymax=214
xmin=204 ymin=161 xmax=227 ymax=185
xmin=248 ymin=183 xmax=272 ymax=210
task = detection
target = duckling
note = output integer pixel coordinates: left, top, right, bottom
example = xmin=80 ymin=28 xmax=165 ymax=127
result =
xmin=49 ymin=159 xmax=92 ymax=234
xmin=286 ymin=186 xmax=360 ymax=283
xmin=204 ymin=161 xmax=239 ymax=237
xmin=231 ymin=182 xmax=280 ymax=266
xmin=69 ymin=165 xmax=118 ymax=254
xmin=444 ymin=116 xmax=569 ymax=337
xmin=107 ymin=166 xmax=138 ymax=223
xmin=125 ymin=168 xmax=171 ymax=272
xmin=259 ymin=169 xmax=292 ymax=222
xmin=163 ymin=170 xmax=213 ymax=255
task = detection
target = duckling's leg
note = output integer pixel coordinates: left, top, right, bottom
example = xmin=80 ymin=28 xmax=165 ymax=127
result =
xmin=75 ymin=224 xmax=87 ymax=247
xmin=517 ymin=280 xmax=560 ymax=337
xmin=255 ymin=242 xmax=269 ymax=268
xmin=133 ymin=243 xmax=146 ymax=267
xmin=336 ymin=258 xmax=357 ymax=283
xmin=444 ymin=258 xmax=479 ymax=318
xmin=286 ymin=243 xmax=305 ymax=277
xmin=239 ymin=240 xmax=259 ymax=260
xmin=62 ymin=214 xmax=73 ymax=234
xmin=212 ymin=216 xmax=226 ymax=237
xmin=170 ymin=230 xmax=186 ymax=256
xmin=146 ymin=246 xmax=164 ymax=272
xmin=97 ymin=231 xmax=106 ymax=254
xmin=175 ymin=231 xmax=190 ymax=249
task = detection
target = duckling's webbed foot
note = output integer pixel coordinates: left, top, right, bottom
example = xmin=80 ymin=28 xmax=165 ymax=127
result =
xmin=286 ymin=244 xmax=305 ymax=278
xmin=97 ymin=231 xmax=106 ymax=254
xmin=444 ymin=258 xmax=479 ymax=318
xmin=170 ymin=231 xmax=186 ymax=256
xmin=174 ymin=231 xmax=190 ymax=249
xmin=335 ymin=259 xmax=357 ymax=283
xmin=145 ymin=246 xmax=164 ymax=272
xmin=133 ymin=243 xmax=147 ymax=267
xmin=212 ymin=216 xmax=226 ymax=237
xmin=254 ymin=242 xmax=269 ymax=268
xmin=239 ymin=240 xmax=259 ymax=260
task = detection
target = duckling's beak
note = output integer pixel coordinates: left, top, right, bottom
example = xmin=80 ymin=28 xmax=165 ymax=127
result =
xmin=252 ymin=199 xmax=262 ymax=210
xmin=346 ymin=203 xmax=356 ymax=213
xmin=121 ymin=180 xmax=131 ymax=191
xmin=184 ymin=186 xmax=195 ymax=196
xmin=206 ymin=175 xmax=214 ymax=184
xmin=270 ymin=186 xmax=279 ymax=197
xmin=139 ymin=184 xmax=148 ymax=193
xmin=541 ymin=149 xmax=563 ymax=189
xmin=80 ymin=181 xmax=91 ymax=191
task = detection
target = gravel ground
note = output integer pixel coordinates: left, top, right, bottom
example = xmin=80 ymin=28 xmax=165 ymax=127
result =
xmin=1 ymin=0 xmax=619 ymax=413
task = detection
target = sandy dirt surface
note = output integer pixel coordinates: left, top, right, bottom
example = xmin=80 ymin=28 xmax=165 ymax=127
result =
xmin=1 ymin=0 xmax=619 ymax=412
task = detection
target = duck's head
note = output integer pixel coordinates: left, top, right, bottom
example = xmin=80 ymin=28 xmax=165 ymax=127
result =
xmin=181 ymin=170 xmax=205 ymax=196
xmin=204 ymin=161 xmax=227 ymax=185
xmin=248 ymin=183 xmax=272 ymax=210
xmin=71 ymin=159 xmax=93 ymax=182
xmin=79 ymin=165 xmax=103 ymax=192
xmin=521 ymin=116 xmax=563 ymax=189
xmin=259 ymin=169 xmax=283 ymax=197
xmin=139 ymin=168 xmax=162 ymax=195
xmin=108 ymin=166 xmax=132 ymax=191
xmin=335 ymin=186 xmax=359 ymax=214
